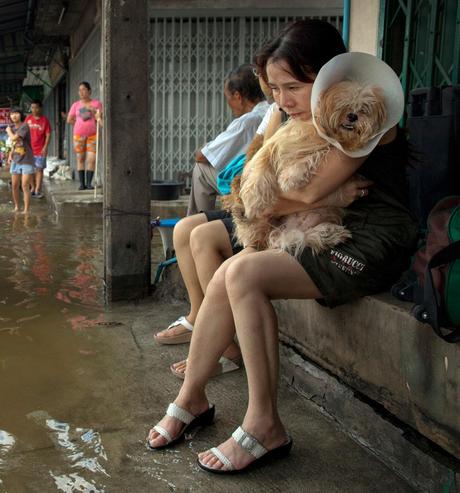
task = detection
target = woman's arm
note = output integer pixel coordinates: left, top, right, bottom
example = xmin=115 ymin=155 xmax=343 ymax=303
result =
xmin=265 ymin=148 xmax=368 ymax=217
xmin=265 ymin=175 xmax=373 ymax=217
xmin=6 ymin=126 xmax=18 ymax=142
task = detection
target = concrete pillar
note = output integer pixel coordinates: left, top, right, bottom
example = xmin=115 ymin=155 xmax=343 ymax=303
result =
xmin=349 ymin=0 xmax=380 ymax=55
xmin=102 ymin=0 xmax=151 ymax=302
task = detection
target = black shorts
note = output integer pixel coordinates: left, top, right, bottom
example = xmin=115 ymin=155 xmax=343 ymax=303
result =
xmin=298 ymin=190 xmax=418 ymax=308
xmin=203 ymin=210 xmax=243 ymax=254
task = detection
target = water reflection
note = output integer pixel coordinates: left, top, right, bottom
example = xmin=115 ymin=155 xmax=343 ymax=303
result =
xmin=0 ymin=430 xmax=16 ymax=486
xmin=27 ymin=411 xmax=109 ymax=492
xmin=0 ymin=184 xmax=168 ymax=491
xmin=0 ymin=185 xmax=106 ymax=489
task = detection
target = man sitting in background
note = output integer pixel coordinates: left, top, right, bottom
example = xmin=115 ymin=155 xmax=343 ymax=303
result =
xmin=187 ymin=64 xmax=269 ymax=215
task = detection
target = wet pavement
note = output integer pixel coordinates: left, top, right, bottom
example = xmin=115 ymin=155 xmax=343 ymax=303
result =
xmin=0 ymin=175 xmax=415 ymax=492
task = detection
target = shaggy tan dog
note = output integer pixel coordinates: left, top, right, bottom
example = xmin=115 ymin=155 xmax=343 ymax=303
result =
xmin=232 ymin=80 xmax=387 ymax=256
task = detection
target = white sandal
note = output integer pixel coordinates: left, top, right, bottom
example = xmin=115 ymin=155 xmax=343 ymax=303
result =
xmin=147 ymin=402 xmax=215 ymax=450
xmin=197 ymin=426 xmax=292 ymax=474
xmin=154 ymin=316 xmax=194 ymax=345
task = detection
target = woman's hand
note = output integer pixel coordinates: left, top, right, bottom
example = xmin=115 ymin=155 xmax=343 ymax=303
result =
xmin=329 ymin=175 xmax=374 ymax=208
xmin=95 ymin=109 xmax=101 ymax=121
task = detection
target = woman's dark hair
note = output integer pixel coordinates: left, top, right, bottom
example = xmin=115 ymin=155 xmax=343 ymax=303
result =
xmin=79 ymin=81 xmax=91 ymax=91
xmin=255 ymin=19 xmax=346 ymax=83
xmin=31 ymin=100 xmax=42 ymax=107
xmin=10 ymin=107 xmax=25 ymax=122
xmin=225 ymin=64 xmax=265 ymax=103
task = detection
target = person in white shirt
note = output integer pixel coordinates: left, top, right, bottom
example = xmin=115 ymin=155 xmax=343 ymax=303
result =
xmin=187 ymin=64 xmax=269 ymax=215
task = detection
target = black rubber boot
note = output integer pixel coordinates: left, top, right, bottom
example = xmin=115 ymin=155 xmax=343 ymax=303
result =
xmin=78 ymin=170 xmax=86 ymax=190
xmin=86 ymin=170 xmax=94 ymax=190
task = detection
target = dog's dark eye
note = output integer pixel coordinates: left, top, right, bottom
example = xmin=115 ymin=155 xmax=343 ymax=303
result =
xmin=359 ymin=109 xmax=369 ymax=116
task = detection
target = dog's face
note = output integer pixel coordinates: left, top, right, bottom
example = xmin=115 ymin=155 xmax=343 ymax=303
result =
xmin=315 ymin=81 xmax=387 ymax=152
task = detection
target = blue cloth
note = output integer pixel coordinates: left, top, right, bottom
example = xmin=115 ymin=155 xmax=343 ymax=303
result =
xmin=10 ymin=163 xmax=35 ymax=175
xmin=216 ymin=154 xmax=246 ymax=195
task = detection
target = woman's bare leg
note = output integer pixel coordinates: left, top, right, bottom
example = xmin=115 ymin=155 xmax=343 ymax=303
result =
xmin=154 ymin=214 xmax=208 ymax=340
xmin=21 ymin=174 xmax=33 ymax=213
xmin=11 ymin=175 xmax=20 ymax=211
xmin=189 ymin=221 xmax=234 ymax=292
xmin=199 ymin=250 xmax=322 ymax=470
xmin=76 ymin=152 xmax=85 ymax=171
xmin=85 ymin=151 xmax=96 ymax=171
xmin=170 ymin=221 xmax=240 ymax=372
xmin=155 ymin=217 xmax=234 ymax=342
xmin=148 ymin=249 xmax=256 ymax=447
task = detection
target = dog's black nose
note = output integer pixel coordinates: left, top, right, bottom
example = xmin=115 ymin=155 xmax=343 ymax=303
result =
xmin=347 ymin=113 xmax=358 ymax=122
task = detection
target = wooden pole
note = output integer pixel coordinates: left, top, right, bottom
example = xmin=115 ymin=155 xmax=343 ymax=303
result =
xmin=94 ymin=119 xmax=99 ymax=199
xmin=102 ymin=0 xmax=151 ymax=302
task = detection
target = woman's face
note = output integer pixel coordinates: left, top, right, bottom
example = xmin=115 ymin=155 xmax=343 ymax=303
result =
xmin=79 ymin=85 xmax=91 ymax=100
xmin=10 ymin=112 xmax=21 ymax=124
xmin=266 ymin=60 xmax=315 ymax=121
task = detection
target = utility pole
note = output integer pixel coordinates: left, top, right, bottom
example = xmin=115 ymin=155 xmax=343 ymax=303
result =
xmin=102 ymin=0 xmax=151 ymax=302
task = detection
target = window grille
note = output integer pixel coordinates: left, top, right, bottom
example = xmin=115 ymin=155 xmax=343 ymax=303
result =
xmin=379 ymin=0 xmax=460 ymax=96
xmin=149 ymin=13 xmax=343 ymax=180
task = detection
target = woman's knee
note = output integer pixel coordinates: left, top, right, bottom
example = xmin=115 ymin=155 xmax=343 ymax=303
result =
xmin=205 ymin=262 xmax=228 ymax=298
xmin=173 ymin=214 xmax=207 ymax=250
xmin=189 ymin=220 xmax=230 ymax=258
xmin=189 ymin=222 xmax=214 ymax=256
xmin=225 ymin=255 xmax=262 ymax=298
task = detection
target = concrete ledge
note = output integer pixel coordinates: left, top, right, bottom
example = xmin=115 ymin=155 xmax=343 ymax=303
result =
xmin=44 ymin=181 xmax=190 ymax=219
xmin=275 ymin=294 xmax=460 ymax=460
xmin=280 ymin=344 xmax=459 ymax=492
xmin=150 ymin=195 xmax=223 ymax=220
xmin=44 ymin=180 xmax=103 ymax=217
xmin=151 ymin=195 xmax=188 ymax=219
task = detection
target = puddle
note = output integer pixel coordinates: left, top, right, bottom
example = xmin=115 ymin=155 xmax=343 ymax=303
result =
xmin=0 ymin=184 xmax=175 ymax=491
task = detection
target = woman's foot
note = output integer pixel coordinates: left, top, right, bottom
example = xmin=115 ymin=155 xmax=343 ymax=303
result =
xmin=170 ymin=342 xmax=242 ymax=379
xmin=147 ymin=396 xmax=211 ymax=449
xmin=198 ymin=418 xmax=288 ymax=472
xmin=154 ymin=315 xmax=194 ymax=345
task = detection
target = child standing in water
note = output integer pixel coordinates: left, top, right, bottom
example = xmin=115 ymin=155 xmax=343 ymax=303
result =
xmin=6 ymin=108 xmax=35 ymax=213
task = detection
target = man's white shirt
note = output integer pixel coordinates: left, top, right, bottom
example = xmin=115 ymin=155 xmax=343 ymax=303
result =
xmin=201 ymin=101 xmax=270 ymax=171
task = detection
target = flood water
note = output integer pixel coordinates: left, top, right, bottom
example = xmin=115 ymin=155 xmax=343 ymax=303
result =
xmin=0 ymin=180 xmax=167 ymax=492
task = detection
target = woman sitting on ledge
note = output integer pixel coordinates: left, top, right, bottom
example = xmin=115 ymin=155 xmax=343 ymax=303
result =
xmin=147 ymin=19 xmax=418 ymax=474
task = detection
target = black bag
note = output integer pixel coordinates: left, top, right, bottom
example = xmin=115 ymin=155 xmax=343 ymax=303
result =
xmin=392 ymin=197 xmax=460 ymax=343
xmin=407 ymin=85 xmax=460 ymax=228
